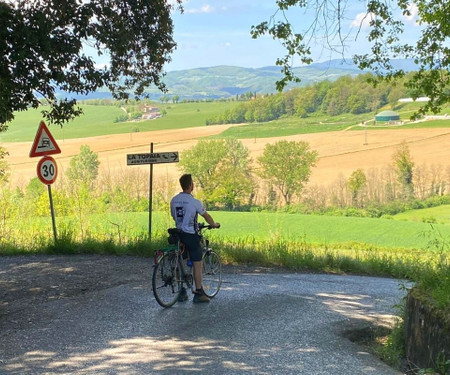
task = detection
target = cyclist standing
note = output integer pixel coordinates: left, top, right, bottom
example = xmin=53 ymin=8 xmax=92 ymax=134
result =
xmin=170 ymin=174 xmax=220 ymax=303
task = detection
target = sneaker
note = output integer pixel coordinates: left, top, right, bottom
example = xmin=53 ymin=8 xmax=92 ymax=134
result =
xmin=178 ymin=287 xmax=188 ymax=302
xmin=193 ymin=290 xmax=210 ymax=303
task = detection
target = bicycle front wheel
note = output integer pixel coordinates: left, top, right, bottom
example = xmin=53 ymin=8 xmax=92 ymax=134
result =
xmin=202 ymin=250 xmax=222 ymax=298
xmin=152 ymin=252 xmax=182 ymax=308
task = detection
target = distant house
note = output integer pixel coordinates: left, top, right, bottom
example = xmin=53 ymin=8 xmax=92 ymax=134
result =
xmin=141 ymin=106 xmax=161 ymax=120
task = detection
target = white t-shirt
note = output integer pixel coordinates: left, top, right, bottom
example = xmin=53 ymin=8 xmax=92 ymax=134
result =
xmin=170 ymin=192 xmax=206 ymax=234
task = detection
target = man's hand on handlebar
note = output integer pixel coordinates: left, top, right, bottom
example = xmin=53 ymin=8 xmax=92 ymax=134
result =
xmin=198 ymin=222 xmax=220 ymax=230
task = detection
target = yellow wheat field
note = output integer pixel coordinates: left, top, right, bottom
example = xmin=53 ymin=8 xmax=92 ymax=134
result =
xmin=4 ymin=124 xmax=450 ymax=189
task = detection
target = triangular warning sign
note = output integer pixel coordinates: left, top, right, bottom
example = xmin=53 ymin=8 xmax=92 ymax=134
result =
xmin=29 ymin=121 xmax=61 ymax=158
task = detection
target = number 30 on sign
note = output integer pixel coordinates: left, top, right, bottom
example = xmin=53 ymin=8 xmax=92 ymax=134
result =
xmin=37 ymin=156 xmax=58 ymax=185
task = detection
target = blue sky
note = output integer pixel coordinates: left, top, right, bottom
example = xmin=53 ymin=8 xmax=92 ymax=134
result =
xmin=165 ymin=0 xmax=421 ymax=72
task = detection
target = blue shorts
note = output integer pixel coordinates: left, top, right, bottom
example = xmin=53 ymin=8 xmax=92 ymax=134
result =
xmin=179 ymin=232 xmax=203 ymax=262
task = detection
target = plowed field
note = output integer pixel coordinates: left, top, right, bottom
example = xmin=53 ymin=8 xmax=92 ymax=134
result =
xmin=5 ymin=124 xmax=450 ymax=188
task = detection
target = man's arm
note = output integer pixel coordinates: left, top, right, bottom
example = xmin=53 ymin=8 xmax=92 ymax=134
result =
xmin=201 ymin=212 xmax=220 ymax=228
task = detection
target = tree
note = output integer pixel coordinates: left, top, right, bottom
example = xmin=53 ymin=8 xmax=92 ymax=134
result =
xmin=210 ymin=139 xmax=254 ymax=209
xmin=25 ymin=177 xmax=46 ymax=200
xmin=178 ymin=140 xmax=227 ymax=194
xmin=0 ymin=0 xmax=182 ymax=125
xmin=348 ymin=169 xmax=367 ymax=207
xmin=251 ymin=0 xmax=449 ymax=116
xmin=258 ymin=140 xmax=318 ymax=205
xmin=388 ymin=86 xmax=404 ymax=110
xmin=66 ymin=145 xmax=100 ymax=188
xmin=0 ymin=146 xmax=9 ymax=184
xmin=393 ymin=141 xmax=415 ymax=199
xmin=178 ymin=139 xmax=254 ymax=208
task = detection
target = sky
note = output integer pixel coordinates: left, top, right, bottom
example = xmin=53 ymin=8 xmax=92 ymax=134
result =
xmin=5 ymin=0 xmax=421 ymax=72
xmin=164 ymin=0 xmax=421 ymax=72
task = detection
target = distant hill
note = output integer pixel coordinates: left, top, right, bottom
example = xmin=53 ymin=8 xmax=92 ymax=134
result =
xmin=67 ymin=59 xmax=417 ymax=101
xmin=153 ymin=61 xmax=363 ymax=99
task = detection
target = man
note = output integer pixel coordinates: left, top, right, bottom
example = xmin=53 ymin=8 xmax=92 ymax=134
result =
xmin=170 ymin=174 xmax=220 ymax=303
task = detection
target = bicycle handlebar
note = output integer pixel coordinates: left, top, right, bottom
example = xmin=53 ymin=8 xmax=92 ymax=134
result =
xmin=198 ymin=222 xmax=220 ymax=230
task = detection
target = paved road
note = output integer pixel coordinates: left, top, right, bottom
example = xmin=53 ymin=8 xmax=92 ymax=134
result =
xmin=1 ymin=269 xmax=405 ymax=374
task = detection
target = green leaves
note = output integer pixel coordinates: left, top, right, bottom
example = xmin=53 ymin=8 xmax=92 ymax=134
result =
xmin=0 ymin=146 xmax=9 ymax=185
xmin=178 ymin=139 xmax=254 ymax=209
xmin=251 ymin=3 xmax=312 ymax=92
xmin=393 ymin=141 xmax=415 ymax=199
xmin=66 ymin=145 xmax=100 ymax=188
xmin=1 ymin=0 xmax=183 ymax=125
xmin=257 ymin=140 xmax=318 ymax=205
xmin=255 ymin=0 xmax=449 ymax=117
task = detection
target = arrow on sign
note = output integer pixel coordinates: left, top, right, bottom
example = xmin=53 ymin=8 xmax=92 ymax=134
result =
xmin=127 ymin=152 xmax=179 ymax=165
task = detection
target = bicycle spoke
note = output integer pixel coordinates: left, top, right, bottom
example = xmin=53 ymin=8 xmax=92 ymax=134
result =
xmin=152 ymin=252 xmax=182 ymax=307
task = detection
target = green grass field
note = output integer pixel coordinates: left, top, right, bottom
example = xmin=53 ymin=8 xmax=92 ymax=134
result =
xmin=210 ymin=104 xmax=450 ymax=139
xmin=2 ymin=101 xmax=450 ymax=143
xmin=0 ymin=101 xmax=238 ymax=142
xmin=189 ymin=211 xmax=450 ymax=250
xmin=212 ymin=116 xmax=359 ymax=139
xmin=393 ymin=204 xmax=450 ymax=225
xmin=3 ymin=207 xmax=449 ymax=310
xmin=30 ymin=210 xmax=449 ymax=251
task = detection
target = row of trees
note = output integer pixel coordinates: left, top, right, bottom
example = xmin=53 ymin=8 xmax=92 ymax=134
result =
xmin=206 ymin=73 xmax=414 ymax=125
xmin=177 ymin=139 xmax=450 ymax=214
xmin=178 ymin=139 xmax=318 ymax=208
xmin=1 ymin=140 xmax=449 ymax=230
xmin=0 ymin=141 xmax=318 ymax=230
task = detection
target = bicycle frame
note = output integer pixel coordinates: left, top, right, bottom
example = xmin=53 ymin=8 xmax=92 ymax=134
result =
xmin=152 ymin=223 xmax=222 ymax=307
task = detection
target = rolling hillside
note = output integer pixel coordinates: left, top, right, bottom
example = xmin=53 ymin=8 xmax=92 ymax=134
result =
xmin=63 ymin=59 xmax=418 ymax=100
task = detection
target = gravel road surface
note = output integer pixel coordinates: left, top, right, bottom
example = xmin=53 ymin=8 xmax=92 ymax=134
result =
xmin=0 ymin=255 xmax=406 ymax=374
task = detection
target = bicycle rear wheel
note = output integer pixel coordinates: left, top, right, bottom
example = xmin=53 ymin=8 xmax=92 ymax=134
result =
xmin=202 ymin=250 xmax=222 ymax=298
xmin=152 ymin=252 xmax=182 ymax=308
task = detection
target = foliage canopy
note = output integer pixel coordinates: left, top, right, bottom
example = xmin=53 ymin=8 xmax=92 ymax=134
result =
xmin=178 ymin=139 xmax=254 ymax=209
xmin=0 ymin=0 xmax=182 ymax=125
xmin=252 ymin=0 xmax=449 ymax=116
xmin=258 ymin=140 xmax=318 ymax=205
xmin=66 ymin=145 xmax=100 ymax=189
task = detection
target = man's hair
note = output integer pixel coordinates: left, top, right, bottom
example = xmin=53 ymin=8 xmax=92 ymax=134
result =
xmin=179 ymin=174 xmax=193 ymax=190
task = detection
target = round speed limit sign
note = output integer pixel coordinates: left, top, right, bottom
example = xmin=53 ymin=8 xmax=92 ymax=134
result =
xmin=37 ymin=156 xmax=58 ymax=185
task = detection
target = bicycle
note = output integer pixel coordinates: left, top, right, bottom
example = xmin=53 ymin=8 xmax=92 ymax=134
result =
xmin=152 ymin=223 xmax=222 ymax=308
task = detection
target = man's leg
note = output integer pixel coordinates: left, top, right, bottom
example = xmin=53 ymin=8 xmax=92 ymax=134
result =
xmin=181 ymin=232 xmax=210 ymax=302
xmin=192 ymin=260 xmax=210 ymax=303
xmin=193 ymin=260 xmax=203 ymax=290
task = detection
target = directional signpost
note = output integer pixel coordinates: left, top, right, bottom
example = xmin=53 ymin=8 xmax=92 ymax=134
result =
xmin=30 ymin=121 xmax=61 ymax=242
xmin=126 ymin=152 xmax=179 ymax=165
xmin=127 ymin=144 xmax=179 ymax=241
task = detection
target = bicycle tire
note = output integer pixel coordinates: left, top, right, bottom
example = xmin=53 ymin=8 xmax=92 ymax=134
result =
xmin=201 ymin=250 xmax=222 ymax=298
xmin=152 ymin=251 xmax=182 ymax=308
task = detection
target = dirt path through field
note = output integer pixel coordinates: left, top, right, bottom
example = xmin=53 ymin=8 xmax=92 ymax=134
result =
xmin=4 ymin=123 xmax=450 ymax=188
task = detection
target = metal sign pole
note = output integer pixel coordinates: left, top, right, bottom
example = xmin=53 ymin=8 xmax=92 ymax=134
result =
xmin=48 ymin=185 xmax=57 ymax=242
xmin=29 ymin=122 xmax=61 ymax=245
xmin=126 ymin=145 xmax=179 ymax=243
xmin=149 ymin=143 xmax=154 ymax=241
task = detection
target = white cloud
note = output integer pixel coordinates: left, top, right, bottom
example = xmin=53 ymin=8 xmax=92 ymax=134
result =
xmin=185 ymin=4 xmax=214 ymax=14
xmin=350 ymin=12 xmax=375 ymax=29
